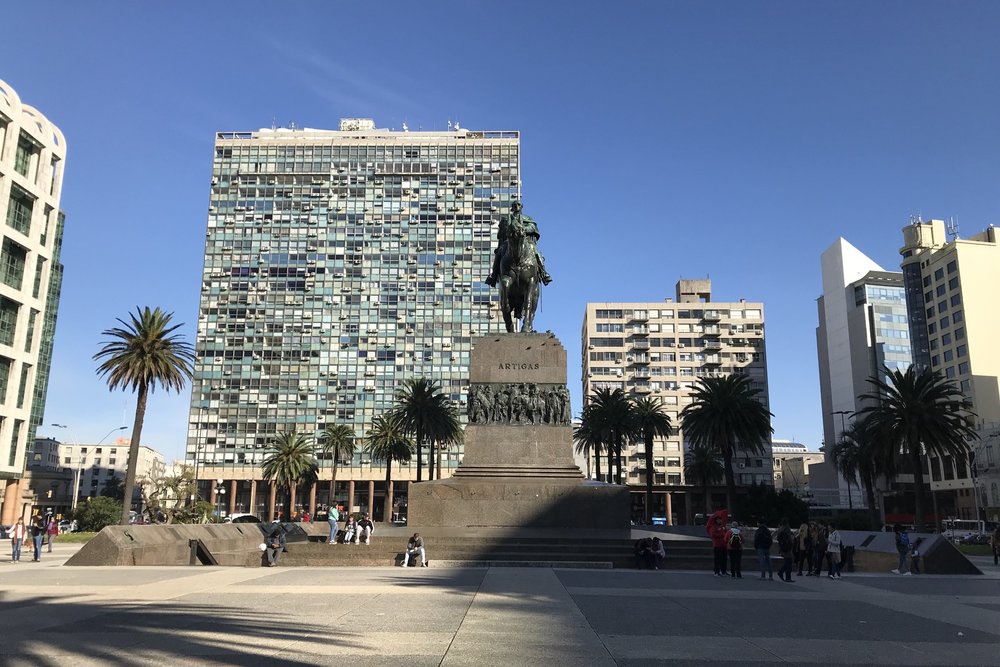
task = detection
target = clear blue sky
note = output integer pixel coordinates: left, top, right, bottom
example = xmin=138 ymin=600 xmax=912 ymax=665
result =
xmin=4 ymin=1 xmax=999 ymax=462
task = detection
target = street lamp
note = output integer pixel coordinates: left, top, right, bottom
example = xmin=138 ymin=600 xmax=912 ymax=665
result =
xmin=53 ymin=424 xmax=127 ymax=511
xmin=831 ymin=410 xmax=853 ymax=512
xmin=215 ymin=478 xmax=226 ymax=521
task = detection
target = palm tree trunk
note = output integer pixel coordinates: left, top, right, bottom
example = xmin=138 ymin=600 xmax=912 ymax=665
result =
xmin=385 ymin=458 xmax=393 ymax=523
xmin=119 ymin=382 xmax=149 ymax=525
xmin=329 ymin=460 xmax=338 ymax=509
xmin=644 ymin=433 xmax=655 ymax=524
xmin=615 ymin=438 xmax=623 ymax=485
xmin=863 ymin=476 xmax=879 ymax=531
xmin=911 ymin=447 xmax=927 ymax=532
xmin=594 ymin=445 xmax=602 ymax=482
xmin=723 ymin=449 xmax=736 ymax=515
xmin=436 ymin=440 xmax=443 ymax=480
xmin=415 ymin=429 xmax=424 ymax=482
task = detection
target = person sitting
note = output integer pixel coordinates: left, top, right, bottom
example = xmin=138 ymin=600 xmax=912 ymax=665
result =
xmin=265 ymin=522 xmax=286 ymax=567
xmin=634 ymin=537 xmax=653 ymax=569
xmin=402 ymin=533 xmax=427 ymax=567
xmin=357 ymin=513 xmax=375 ymax=545
xmin=343 ymin=516 xmax=358 ymax=545
xmin=651 ymin=537 xmax=666 ymax=570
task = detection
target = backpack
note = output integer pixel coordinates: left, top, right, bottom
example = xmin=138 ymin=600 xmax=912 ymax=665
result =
xmin=777 ymin=529 xmax=792 ymax=552
xmin=729 ymin=531 xmax=743 ymax=548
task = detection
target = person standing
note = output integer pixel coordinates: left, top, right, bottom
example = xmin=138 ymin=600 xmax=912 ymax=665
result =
xmin=892 ymin=524 xmax=911 ymax=575
xmin=754 ymin=520 xmax=774 ymax=581
xmin=991 ymin=526 xmax=1000 ymax=566
xmin=728 ymin=521 xmax=744 ymax=579
xmin=796 ymin=521 xmax=812 ymax=576
xmin=775 ymin=518 xmax=795 ymax=582
xmin=10 ymin=517 xmax=26 ymax=563
xmin=327 ymin=504 xmax=340 ymax=544
xmin=708 ymin=515 xmax=729 ymax=576
xmin=30 ymin=515 xmax=45 ymax=562
xmin=826 ymin=523 xmax=843 ymax=579
xmin=46 ymin=516 xmax=59 ymax=553
xmin=810 ymin=524 xmax=827 ymax=576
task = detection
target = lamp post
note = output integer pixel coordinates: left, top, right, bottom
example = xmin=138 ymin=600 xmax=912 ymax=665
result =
xmin=830 ymin=410 xmax=853 ymax=510
xmin=215 ymin=478 xmax=226 ymax=522
xmin=53 ymin=424 xmax=127 ymax=511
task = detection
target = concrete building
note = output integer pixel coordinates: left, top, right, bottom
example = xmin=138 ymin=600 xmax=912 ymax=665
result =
xmin=0 ymin=80 xmax=67 ymax=525
xmin=771 ymin=439 xmax=825 ymax=496
xmin=187 ymin=119 xmax=512 ymax=521
xmin=900 ymin=219 xmax=1000 ymax=521
xmin=57 ymin=438 xmax=165 ymax=509
xmin=582 ymin=279 xmax=772 ymax=523
xmin=814 ymin=238 xmax=913 ymax=508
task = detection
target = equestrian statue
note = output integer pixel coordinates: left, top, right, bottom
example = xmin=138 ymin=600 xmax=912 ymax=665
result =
xmin=485 ymin=200 xmax=552 ymax=333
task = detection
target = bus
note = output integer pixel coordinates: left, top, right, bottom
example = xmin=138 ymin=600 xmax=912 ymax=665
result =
xmin=941 ymin=518 xmax=985 ymax=541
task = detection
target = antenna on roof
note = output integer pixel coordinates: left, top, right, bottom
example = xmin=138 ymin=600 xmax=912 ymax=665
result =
xmin=271 ymin=115 xmax=277 ymax=130
xmin=946 ymin=216 xmax=960 ymax=242
xmin=402 ymin=122 xmax=409 ymax=132
xmin=447 ymin=119 xmax=452 ymax=130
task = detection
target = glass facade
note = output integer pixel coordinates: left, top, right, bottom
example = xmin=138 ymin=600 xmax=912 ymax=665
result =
xmin=860 ymin=283 xmax=912 ymax=380
xmin=186 ymin=123 xmax=515 ymax=477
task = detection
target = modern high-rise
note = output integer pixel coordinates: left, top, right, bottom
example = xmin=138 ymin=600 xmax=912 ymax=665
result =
xmin=186 ymin=119 xmax=512 ymax=520
xmin=900 ymin=219 xmax=1000 ymax=520
xmin=813 ymin=238 xmax=913 ymax=508
xmin=0 ymin=80 xmax=67 ymax=524
xmin=581 ymin=279 xmax=772 ymax=523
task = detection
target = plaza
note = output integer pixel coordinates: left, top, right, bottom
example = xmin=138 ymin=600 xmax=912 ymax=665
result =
xmin=2 ymin=544 xmax=998 ymax=666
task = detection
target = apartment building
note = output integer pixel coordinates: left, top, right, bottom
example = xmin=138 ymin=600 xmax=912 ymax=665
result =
xmin=0 ymin=80 xmax=67 ymax=524
xmin=582 ymin=279 xmax=772 ymax=523
xmin=187 ymin=119 xmax=510 ymax=521
xmin=57 ymin=438 xmax=165 ymax=507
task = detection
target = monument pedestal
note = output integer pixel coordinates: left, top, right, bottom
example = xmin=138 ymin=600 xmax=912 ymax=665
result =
xmin=407 ymin=333 xmax=630 ymax=531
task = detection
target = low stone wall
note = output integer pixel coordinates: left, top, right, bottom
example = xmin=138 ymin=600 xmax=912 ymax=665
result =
xmin=65 ymin=523 xmax=273 ymax=567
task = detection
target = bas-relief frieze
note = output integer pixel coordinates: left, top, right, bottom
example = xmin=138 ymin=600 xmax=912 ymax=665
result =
xmin=467 ymin=383 xmax=571 ymax=426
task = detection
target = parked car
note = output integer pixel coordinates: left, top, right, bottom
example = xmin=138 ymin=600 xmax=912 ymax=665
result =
xmin=58 ymin=520 xmax=77 ymax=533
xmin=223 ymin=513 xmax=261 ymax=524
xmin=959 ymin=533 xmax=991 ymax=546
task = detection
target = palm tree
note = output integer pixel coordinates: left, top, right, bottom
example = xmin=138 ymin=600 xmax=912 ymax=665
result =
xmin=582 ymin=388 xmax=635 ymax=484
xmin=364 ymin=414 xmax=414 ymax=520
xmin=318 ymin=423 xmax=356 ymax=506
xmin=631 ymin=396 xmax=673 ymax=524
xmin=261 ymin=431 xmax=318 ymax=519
xmin=857 ymin=366 xmax=978 ymax=532
xmin=830 ymin=418 xmax=886 ymax=530
xmin=94 ymin=306 xmax=194 ymax=525
xmin=680 ymin=374 xmax=773 ymax=514
xmin=391 ymin=378 xmax=458 ymax=482
xmin=433 ymin=403 xmax=464 ymax=481
xmin=683 ymin=444 xmax=725 ymax=515
xmin=573 ymin=418 xmax=605 ymax=481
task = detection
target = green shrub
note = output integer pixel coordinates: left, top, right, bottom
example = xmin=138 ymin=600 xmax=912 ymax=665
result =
xmin=72 ymin=497 xmax=123 ymax=532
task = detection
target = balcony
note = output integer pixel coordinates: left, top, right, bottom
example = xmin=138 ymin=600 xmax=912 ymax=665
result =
xmin=630 ymin=383 xmax=652 ymax=394
xmin=627 ymin=356 xmax=649 ymax=365
xmin=703 ymin=311 xmax=722 ymax=321
xmin=704 ymin=355 xmax=722 ymax=365
xmin=630 ymin=340 xmax=650 ymax=351
xmin=704 ymin=340 xmax=723 ymax=350
xmin=628 ymin=311 xmax=649 ymax=322
xmin=631 ymin=327 xmax=649 ymax=336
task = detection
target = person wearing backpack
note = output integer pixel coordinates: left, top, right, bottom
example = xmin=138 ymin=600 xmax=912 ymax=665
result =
xmin=727 ymin=520 xmax=744 ymax=579
xmin=775 ymin=518 xmax=795 ymax=582
xmin=892 ymin=524 xmax=911 ymax=575
xmin=753 ymin=520 xmax=774 ymax=581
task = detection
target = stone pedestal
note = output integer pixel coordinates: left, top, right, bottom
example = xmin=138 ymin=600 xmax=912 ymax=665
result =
xmin=408 ymin=333 xmax=630 ymax=530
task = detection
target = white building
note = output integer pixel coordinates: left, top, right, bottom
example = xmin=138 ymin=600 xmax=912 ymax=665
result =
xmin=57 ymin=438 xmax=165 ymax=507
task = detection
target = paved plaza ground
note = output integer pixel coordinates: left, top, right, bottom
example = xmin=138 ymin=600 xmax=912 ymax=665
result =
xmin=1 ymin=544 xmax=998 ymax=666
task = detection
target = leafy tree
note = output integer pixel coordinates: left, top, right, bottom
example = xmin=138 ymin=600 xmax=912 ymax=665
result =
xmin=73 ymin=496 xmax=122 ymax=532
xmin=684 ymin=444 xmax=725 ymax=515
xmin=364 ymin=414 xmax=414 ymax=520
xmin=857 ymin=366 xmax=978 ymax=531
xmin=94 ymin=307 xmax=194 ymax=525
xmin=829 ymin=419 xmax=886 ymax=530
xmin=261 ymin=431 xmax=318 ymax=519
xmin=391 ymin=378 xmax=460 ymax=481
xmin=573 ymin=418 xmax=605 ymax=481
xmin=581 ymin=388 xmax=635 ymax=484
xmin=318 ymin=423 xmax=356 ymax=506
xmin=100 ymin=475 xmax=125 ymax=501
xmin=139 ymin=466 xmax=197 ymax=524
xmin=735 ymin=485 xmax=809 ymax=528
xmin=631 ymin=396 xmax=673 ymax=523
xmin=680 ymin=374 xmax=773 ymax=514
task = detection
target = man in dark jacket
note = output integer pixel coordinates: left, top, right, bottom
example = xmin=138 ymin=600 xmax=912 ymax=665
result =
xmin=775 ymin=519 xmax=795 ymax=582
xmin=754 ymin=520 xmax=774 ymax=581
xmin=265 ymin=522 xmax=286 ymax=567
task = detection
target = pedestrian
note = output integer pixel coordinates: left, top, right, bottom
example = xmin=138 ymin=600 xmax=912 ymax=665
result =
xmin=357 ymin=513 xmax=375 ymax=545
xmin=826 ymin=523 xmax=843 ymax=579
xmin=708 ymin=515 xmax=729 ymax=576
xmin=910 ymin=537 xmax=924 ymax=574
xmin=892 ymin=524 xmax=911 ymax=575
xmin=327 ymin=504 xmax=340 ymax=544
xmin=10 ymin=517 xmax=26 ymax=563
xmin=651 ymin=537 xmax=666 ymax=570
xmin=795 ymin=521 xmax=812 ymax=576
xmin=343 ymin=516 xmax=358 ymax=545
xmin=30 ymin=515 xmax=45 ymax=562
xmin=402 ymin=532 xmax=427 ymax=567
xmin=754 ymin=520 xmax=774 ymax=581
xmin=775 ymin=518 xmax=795 ymax=582
xmin=265 ymin=521 xmax=286 ymax=567
xmin=46 ymin=516 xmax=59 ymax=553
xmin=810 ymin=523 xmax=827 ymax=576
xmin=634 ymin=537 xmax=653 ymax=569
xmin=301 ymin=509 xmax=310 ymax=523
xmin=728 ymin=520 xmax=744 ymax=579
xmin=991 ymin=526 xmax=1000 ymax=566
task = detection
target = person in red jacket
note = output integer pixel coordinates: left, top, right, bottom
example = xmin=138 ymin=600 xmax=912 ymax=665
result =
xmin=707 ymin=512 xmax=730 ymax=576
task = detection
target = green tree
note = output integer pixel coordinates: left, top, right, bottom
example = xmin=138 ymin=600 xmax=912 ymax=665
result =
xmin=94 ymin=307 xmax=194 ymax=525
xmin=631 ymin=396 xmax=673 ymax=523
xmin=100 ymin=475 xmax=125 ymax=501
xmin=573 ymin=418 xmax=605 ymax=481
xmin=581 ymin=388 xmax=635 ymax=484
xmin=391 ymin=378 xmax=459 ymax=482
xmin=139 ymin=466 xmax=196 ymax=524
xmin=830 ymin=419 xmax=886 ymax=530
xmin=857 ymin=366 xmax=978 ymax=531
xmin=680 ymin=374 xmax=774 ymax=514
xmin=364 ymin=414 xmax=414 ymax=520
xmin=261 ymin=431 xmax=318 ymax=519
xmin=73 ymin=496 xmax=122 ymax=532
xmin=318 ymin=423 xmax=356 ymax=506
xmin=683 ymin=444 xmax=725 ymax=516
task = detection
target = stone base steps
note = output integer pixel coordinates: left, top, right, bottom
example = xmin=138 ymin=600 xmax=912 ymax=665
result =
xmin=450 ymin=466 xmax=584 ymax=479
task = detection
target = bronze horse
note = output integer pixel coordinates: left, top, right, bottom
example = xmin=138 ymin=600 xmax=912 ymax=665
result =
xmin=498 ymin=215 xmax=541 ymax=333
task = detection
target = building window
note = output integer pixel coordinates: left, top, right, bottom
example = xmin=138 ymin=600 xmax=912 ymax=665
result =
xmin=31 ymin=256 xmax=46 ymax=299
xmin=950 ymin=294 xmax=961 ymax=307
xmin=947 ymin=260 xmax=957 ymax=274
xmin=936 ymin=284 xmax=946 ymax=297
xmin=0 ymin=297 xmax=19 ymax=347
xmin=956 ymin=345 xmax=967 ymax=357
xmin=8 ymin=419 xmax=23 ymax=467
xmin=952 ymin=310 xmax=963 ymax=324
xmin=0 ymin=239 xmax=28 ymax=289
xmin=941 ymin=333 xmax=952 ymax=345
xmin=945 ymin=366 xmax=956 ymax=379
xmin=14 ymin=134 xmax=35 ymax=177
xmin=667 ymin=474 xmax=681 ymax=485
xmin=948 ymin=277 xmax=959 ymax=290
xmin=666 ymin=457 xmax=681 ymax=467
xmin=24 ymin=309 xmax=37 ymax=352
xmin=958 ymin=362 xmax=969 ymax=375
xmin=934 ymin=268 xmax=945 ymax=281
xmin=931 ymin=355 xmax=939 ymax=366
xmin=6 ymin=187 xmax=34 ymax=235
xmin=15 ymin=363 xmax=31 ymax=408
xmin=960 ymin=379 xmax=971 ymax=392
xmin=939 ymin=317 xmax=949 ymax=330
xmin=955 ymin=327 xmax=965 ymax=340
xmin=0 ymin=356 xmax=10 ymax=405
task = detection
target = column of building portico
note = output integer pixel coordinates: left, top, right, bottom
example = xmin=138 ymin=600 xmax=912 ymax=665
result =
xmin=209 ymin=482 xmax=217 ymax=508
xmin=267 ymin=482 xmax=276 ymax=522
xmin=367 ymin=480 xmax=375 ymax=517
xmin=249 ymin=480 xmax=257 ymax=518
xmin=308 ymin=482 xmax=317 ymax=517
xmin=347 ymin=481 xmax=355 ymax=513
xmin=2 ymin=479 xmax=22 ymax=524
xmin=665 ymin=492 xmax=673 ymax=526
xmin=229 ymin=480 xmax=237 ymax=515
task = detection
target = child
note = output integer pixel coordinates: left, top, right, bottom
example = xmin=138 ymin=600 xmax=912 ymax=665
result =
xmin=727 ymin=521 xmax=744 ymax=579
xmin=910 ymin=537 xmax=924 ymax=574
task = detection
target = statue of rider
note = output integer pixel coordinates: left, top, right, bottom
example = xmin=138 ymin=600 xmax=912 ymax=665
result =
xmin=485 ymin=200 xmax=553 ymax=287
